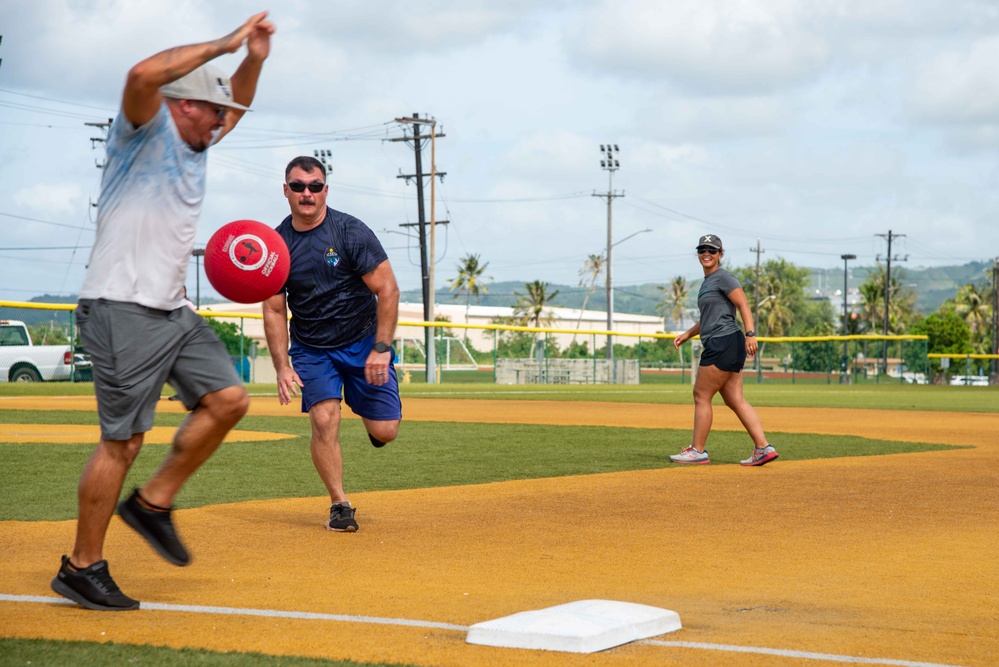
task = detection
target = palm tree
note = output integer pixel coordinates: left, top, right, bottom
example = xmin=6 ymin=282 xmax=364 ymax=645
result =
xmin=954 ymin=282 xmax=992 ymax=353
xmin=513 ymin=280 xmax=560 ymax=329
xmin=448 ymin=253 xmax=491 ymax=340
xmin=858 ymin=264 xmax=917 ymax=335
xmin=954 ymin=283 xmax=989 ymax=335
xmin=758 ymin=273 xmax=794 ymax=337
xmin=858 ymin=280 xmax=884 ymax=334
xmin=572 ymin=253 xmax=604 ymax=340
xmin=656 ymin=276 xmax=690 ymax=331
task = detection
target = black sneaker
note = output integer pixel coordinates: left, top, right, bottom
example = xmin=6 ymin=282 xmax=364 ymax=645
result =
xmin=51 ymin=555 xmax=139 ymax=611
xmin=327 ymin=502 xmax=358 ymax=532
xmin=118 ymin=489 xmax=190 ymax=566
xmin=368 ymin=432 xmax=387 ymax=448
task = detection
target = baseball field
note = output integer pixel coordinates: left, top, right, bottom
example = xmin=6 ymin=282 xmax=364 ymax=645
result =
xmin=0 ymin=382 xmax=996 ymax=666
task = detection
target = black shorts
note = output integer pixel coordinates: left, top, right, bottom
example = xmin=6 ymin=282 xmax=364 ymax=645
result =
xmin=700 ymin=331 xmax=747 ymax=373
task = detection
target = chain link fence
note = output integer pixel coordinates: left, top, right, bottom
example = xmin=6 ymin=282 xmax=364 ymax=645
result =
xmin=1 ymin=301 xmax=946 ymax=386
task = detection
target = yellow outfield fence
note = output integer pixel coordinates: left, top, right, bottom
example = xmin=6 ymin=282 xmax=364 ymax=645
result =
xmin=4 ymin=300 xmax=995 ymax=387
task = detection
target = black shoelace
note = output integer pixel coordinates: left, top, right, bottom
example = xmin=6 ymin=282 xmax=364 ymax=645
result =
xmin=87 ymin=565 xmax=123 ymax=595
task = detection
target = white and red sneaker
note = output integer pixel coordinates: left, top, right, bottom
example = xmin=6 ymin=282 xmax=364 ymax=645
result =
xmin=669 ymin=445 xmax=710 ymax=464
xmin=741 ymin=444 xmax=779 ymax=467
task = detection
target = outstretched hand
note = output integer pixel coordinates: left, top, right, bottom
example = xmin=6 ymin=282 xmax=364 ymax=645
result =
xmin=276 ymin=367 xmax=304 ymax=406
xmin=220 ymin=12 xmax=275 ymax=56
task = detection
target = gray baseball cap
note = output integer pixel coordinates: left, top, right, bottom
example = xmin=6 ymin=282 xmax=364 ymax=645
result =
xmin=160 ymin=64 xmax=251 ymax=112
xmin=697 ymin=234 xmax=723 ymax=250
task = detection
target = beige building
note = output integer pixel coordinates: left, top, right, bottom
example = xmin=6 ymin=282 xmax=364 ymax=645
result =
xmin=202 ymin=300 xmax=667 ymax=355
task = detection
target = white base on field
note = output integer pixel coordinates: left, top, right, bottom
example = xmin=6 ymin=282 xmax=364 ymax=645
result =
xmin=465 ymin=599 xmax=682 ymax=654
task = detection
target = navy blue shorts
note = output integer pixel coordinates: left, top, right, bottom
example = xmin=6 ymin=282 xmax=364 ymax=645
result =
xmin=289 ymin=333 xmax=402 ymax=420
xmin=700 ymin=331 xmax=747 ymax=373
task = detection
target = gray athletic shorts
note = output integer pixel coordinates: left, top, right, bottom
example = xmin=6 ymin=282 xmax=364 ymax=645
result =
xmin=76 ymin=299 xmax=242 ymax=441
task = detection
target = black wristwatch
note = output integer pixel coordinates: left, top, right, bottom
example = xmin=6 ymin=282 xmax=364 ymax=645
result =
xmin=745 ymin=331 xmax=756 ymax=337
xmin=372 ymin=341 xmax=392 ymax=353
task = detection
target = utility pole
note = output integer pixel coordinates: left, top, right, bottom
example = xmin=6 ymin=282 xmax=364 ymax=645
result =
xmin=876 ymin=230 xmax=907 ymax=376
xmin=84 ymin=118 xmax=113 ymax=170
xmin=390 ymin=114 xmax=446 ymax=383
xmin=593 ymin=145 xmax=624 ymax=368
xmin=840 ymin=254 xmax=857 ymax=384
xmin=191 ymin=248 xmax=205 ymax=308
xmin=750 ymin=240 xmax=765 ymax=370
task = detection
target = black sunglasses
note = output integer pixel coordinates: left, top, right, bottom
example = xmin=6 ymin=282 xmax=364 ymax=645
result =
xmin=195 ymin=101 xmax=228 ymax=122
xmin=287 ymin=181 xmax=325 ymax=193
xmin=696 ymin=247 xmax=720 ymax=255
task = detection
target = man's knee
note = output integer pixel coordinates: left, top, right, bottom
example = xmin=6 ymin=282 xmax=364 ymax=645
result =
xmin=309 ymin=400 xmax=342 ymax=435
xmin=367 ymin=420 xmax=400 ymax=443
xmin=202 ymin=385 xmax=250 ymax=423
xmin=98 ymin=434 xmax=144 ymax=467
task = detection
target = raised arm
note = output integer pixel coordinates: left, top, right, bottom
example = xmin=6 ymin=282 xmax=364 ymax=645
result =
xmin=122 ymin=12 xmax=274 ymax=128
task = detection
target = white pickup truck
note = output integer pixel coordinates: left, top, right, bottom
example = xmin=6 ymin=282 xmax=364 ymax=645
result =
xmin=0 ymin=319 xmax=87 ymax=382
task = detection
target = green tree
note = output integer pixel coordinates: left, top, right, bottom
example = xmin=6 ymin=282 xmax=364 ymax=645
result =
xmin=794 ymin=300 xmax=838 ymax=372
xmin=204 ymin=318 xmax=255 ymax=356
xmin=734 ymin=258 xmax=808 ymax=338
xmin=910 ymin=312 xmax=972 ymax=381
xmin=448 ymin=253 xmax=491 ymax=340
xmin=953 ymin=282 xmax=992 ymax=354
xmin=572 ymin=253 xmax=604 ymax=340
xmin=513 ymin=280 xmax=560 ymax=329
xmin=28 ymin=323 xmax=69 ymax=346
xmin=657 ymin=276 xmax=691 ymax=331
xmin=858 ymin=264 xmax=917 ymax=335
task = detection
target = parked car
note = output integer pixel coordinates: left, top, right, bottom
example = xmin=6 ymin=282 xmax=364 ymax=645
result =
xmin=0 ymin=319 xmax=79 ymax=382
xmin=949 ymin=375 xmax=990 ymax=387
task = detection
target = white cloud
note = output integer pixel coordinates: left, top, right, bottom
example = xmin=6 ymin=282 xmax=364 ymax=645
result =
xmin=13 ymin=183 xmax=86 ymax=216
xmin=911 ymin=35 xmax=999 ymax=124
xmin=563 ymin=0 xmax=831 ymax=93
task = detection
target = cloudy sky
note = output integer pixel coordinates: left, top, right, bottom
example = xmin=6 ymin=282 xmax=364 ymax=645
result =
xmin=2 ymin=0 xmax=998 ymax=306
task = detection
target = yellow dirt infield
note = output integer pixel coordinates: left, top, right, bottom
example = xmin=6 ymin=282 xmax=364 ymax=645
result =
xmin=1 ymin=395 xmax=997 ymax=666
xmin=0 ymin=423 xmax=294 ymax=444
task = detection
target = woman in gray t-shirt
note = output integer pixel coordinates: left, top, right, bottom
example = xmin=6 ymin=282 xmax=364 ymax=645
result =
xmin=669 ymin=234 xmax=779 ymax=467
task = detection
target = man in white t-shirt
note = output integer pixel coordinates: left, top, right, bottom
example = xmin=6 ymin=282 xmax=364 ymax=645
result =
xmin=51 ymin=13 xmax=275 ymax=612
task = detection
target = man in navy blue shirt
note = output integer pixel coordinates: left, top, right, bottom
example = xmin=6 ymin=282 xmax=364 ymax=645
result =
xmin=263 ymin=155 xmax=402 ymax=532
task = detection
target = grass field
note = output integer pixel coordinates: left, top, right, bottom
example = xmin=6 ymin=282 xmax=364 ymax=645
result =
xmin=0 ymin=381 xmax=994 ymax=666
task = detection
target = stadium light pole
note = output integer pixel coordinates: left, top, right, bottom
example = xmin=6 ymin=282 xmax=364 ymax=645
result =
xmin=192 ymin=248 xmax=205 ymax=309
xmin=595 ymin=144 xmax=623 ymax=366
xmin=840 ymin=254 xmax=856 ymax=384
xmin=611 ymin=228 xmax=652 ymax=250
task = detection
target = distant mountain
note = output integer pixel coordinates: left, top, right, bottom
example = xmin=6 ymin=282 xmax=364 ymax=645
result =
xmin=809 ymin=261 xmax=992 ymax=314
xmin=410 ymin=261 xmax=994 ymax=318
xmin=10 ymin=261 xmax=990 ymax=324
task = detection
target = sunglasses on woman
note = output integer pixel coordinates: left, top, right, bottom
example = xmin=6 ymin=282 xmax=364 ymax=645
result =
xmin=287 ymin=181 xmax=325 ymax=193
xmin=696 ymin=246 xmax=719 ymax=255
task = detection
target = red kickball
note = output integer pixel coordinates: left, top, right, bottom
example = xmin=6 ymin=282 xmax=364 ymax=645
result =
xmin=204 ymin=220 xmax=290 ymax=304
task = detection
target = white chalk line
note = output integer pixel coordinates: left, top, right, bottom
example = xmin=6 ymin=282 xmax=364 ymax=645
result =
xmin=0 ymin=594 xmax=464 ymax=630
xmin=642 ymin=640 xmax=966 ymax=667
xmin=0 ymin=594 xmax=967 ymax=667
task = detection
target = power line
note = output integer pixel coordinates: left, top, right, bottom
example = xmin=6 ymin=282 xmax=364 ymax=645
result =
xmin=0 ymin=211 xmax=94 ymax=232
xmin=0 ymin=87 xmax=115 ymax=112
xmin=0 ymin=246 xmax=93 ymax=251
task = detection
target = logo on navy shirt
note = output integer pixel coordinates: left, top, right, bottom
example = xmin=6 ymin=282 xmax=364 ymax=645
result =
xmin=325 ymin=246 xmax=340 ymax=267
